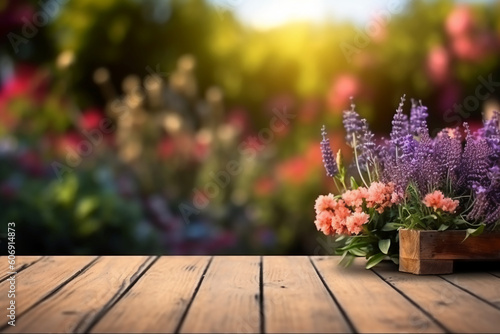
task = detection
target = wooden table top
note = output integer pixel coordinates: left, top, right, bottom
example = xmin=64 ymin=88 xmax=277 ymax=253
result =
xmin=0 ymin=256 xmax=499 ymax=333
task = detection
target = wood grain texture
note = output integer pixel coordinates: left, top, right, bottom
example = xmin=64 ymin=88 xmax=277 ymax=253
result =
xmin=3 ymin=256 xmax=154 ymax=334
xmin=399 ymin=258 xmax=454 ymax=275
xmin=0 ymin=256 xmax=97 ymax=317
xmin=0 ymin=256 xmax=43 ymax=281
xmin=440 ymin=272 xmax=500 ymax=309
xmin=399 ymin=229 xmax=500 ymax=274
xmin=179 ymin=256 xmax=260 ymax=334
xmin=263 ymin=256 xmax=351 ymax=334
xmin=400 ymin=229 xmax=500 ymax=260
xmin=2 ymin=256 xmax=500 ymax=333
xmin=312 ymin=257 xmax=444 ymax=333
xmin=374 ymin=262 xmax=500 ymax=333
xmin=91 ymin=256 xmax=210 ymax=333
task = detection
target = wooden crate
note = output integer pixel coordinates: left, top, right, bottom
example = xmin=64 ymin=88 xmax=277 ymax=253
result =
xmin=399 ymin=229 xmax=500 ymax=275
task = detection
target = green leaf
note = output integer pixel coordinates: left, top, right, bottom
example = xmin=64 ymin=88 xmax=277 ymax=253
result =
xmin=378 ymin=239 xmax=391 ymax=254
xmin=76 ymin=197 xmax=99 ymax=220
xmin=438 ymin=224 xmax=449 ymax=231
xmin=335 ymin=235 xmax=346 ymax=242
xmin=381 ymin=223 xmax=399 ymax=231
xmin=365 ymin=253 xmax=386 ymax=269
xmin=338 ymin=253 xmax=355 ymax=267
xmin=464 ymin=224 xmax=485 ymax=242
xmin=390 ymin=255 xmax=399 ymax=265
xmin=350 ymin=176 xmax=359 ymax=190
xmin=349 ymin=248 xmax=367 ymax=257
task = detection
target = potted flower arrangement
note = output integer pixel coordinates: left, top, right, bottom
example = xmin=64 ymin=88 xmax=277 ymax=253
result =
xmin=314 ymin=96 xmax=500 ymax=274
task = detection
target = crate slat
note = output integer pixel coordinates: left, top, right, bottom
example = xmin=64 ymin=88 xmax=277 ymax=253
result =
xmin=399 ymin=229 xmax=500 ymax=275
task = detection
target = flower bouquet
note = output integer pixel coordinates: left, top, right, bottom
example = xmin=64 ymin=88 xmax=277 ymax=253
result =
xmin=314 ymin=96 xmax=500 ymax=270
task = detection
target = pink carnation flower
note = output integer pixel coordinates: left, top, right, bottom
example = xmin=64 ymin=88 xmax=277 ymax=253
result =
xmin=314 ymin=196 xmax=353 ymax=236
xmin=341 ymin=187 xmax=368 ymax=208
xmin=314 ymin=210 xmax=335 ymax=235
xmin=365 ymin=182 xmax=399 ymax=213
xmin=422 ymin=190 xmax=459 ymax=213
xmin=331 ymin=200 xmax=352 ymax=235
xmin=314 ymin=194 xmax=336 ymax=214
xmin=345 ymin=211 xmax=370 ymax=235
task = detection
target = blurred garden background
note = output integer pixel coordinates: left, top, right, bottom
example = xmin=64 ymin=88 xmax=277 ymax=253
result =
xmin=1 ymin=0 xmax=500 ymax=255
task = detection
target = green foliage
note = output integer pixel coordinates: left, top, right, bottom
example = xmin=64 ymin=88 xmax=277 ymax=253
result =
xmin=0 ymin=165 xmax=160 ymax=255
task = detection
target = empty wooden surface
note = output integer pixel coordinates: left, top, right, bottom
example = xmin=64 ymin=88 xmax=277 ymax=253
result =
xmin=1 ymin=256 xmax=499 ymax=333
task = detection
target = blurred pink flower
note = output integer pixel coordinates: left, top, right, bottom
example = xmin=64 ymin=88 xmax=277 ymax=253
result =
xmin=226 ymin=108 xmax=250 ymax=134
xmin=445 ymin=5 xmax=475 ymax=38
xmin=426 ymin=46 xmax=450 ymax=85
xmin=451 ymin=33 xmax=496 ymax=62
xmin=327 ymin=74 xmax=361 ymax=112
xmin=0 ymin=64 xmax=48 ymax=102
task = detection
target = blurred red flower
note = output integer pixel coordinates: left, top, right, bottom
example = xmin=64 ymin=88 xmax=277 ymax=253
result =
xmin=276 ymin=156 xmax=308 ymax=186
xmin=157 ymin=137 xmax=176 ymax=159
xmin=254 ymin=177 xmax=276 ymax=196
xmin=327 ymin=74 xmax=361 ymax=112
xmin=79 ymin=108 xmax=104 ymax=130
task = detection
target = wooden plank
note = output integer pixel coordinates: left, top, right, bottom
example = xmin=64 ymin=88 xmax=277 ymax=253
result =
xmin=0 ymin=256 xmax=97 ymax=317
xmin=0 ymin=256 xmax=43 ymax=281
xmin=263 ymin=256 xmax=351 ymax=333
xmin=4 ymin=256 xmax=155 ymax=333
xmin=374 ymin=262 xmax=500 ymax=333
xmin=400 ymin=230 xmax=500 ymax=274
xmin=399 ymin=258 xmax=453 ymax=275
xmin=179 ymin=256 xmax=260 ymax=334
xmin=440 ymin=272 xmax=500 ymax=309
xmin=312 ymin=257 xmax=444 ymax=333
xmin=417 ymin=231 xmax=500 ymax=260
xmin=91 ymin=256 xmax=210 ymax=333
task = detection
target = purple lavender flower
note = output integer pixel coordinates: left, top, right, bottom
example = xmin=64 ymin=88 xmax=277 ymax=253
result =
xmin=390 ymin=95 xmax=409 ymax=150
xmin=434 ymin=128 xmax=462 ymax=187
xmin=409 ymin=99 xmax=429 ymax=136
xmin=343 ymin=100 xmax=363 ymax=146
xmin=458 ymin=124 xmax=492 ymax=191
xmin=357 ymin=118 xmax=378 ymax=169
xmin=479 ymin=111 xmax=500 ymax=161
xmin=321 ymin=125 xmax=338 ymax=177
